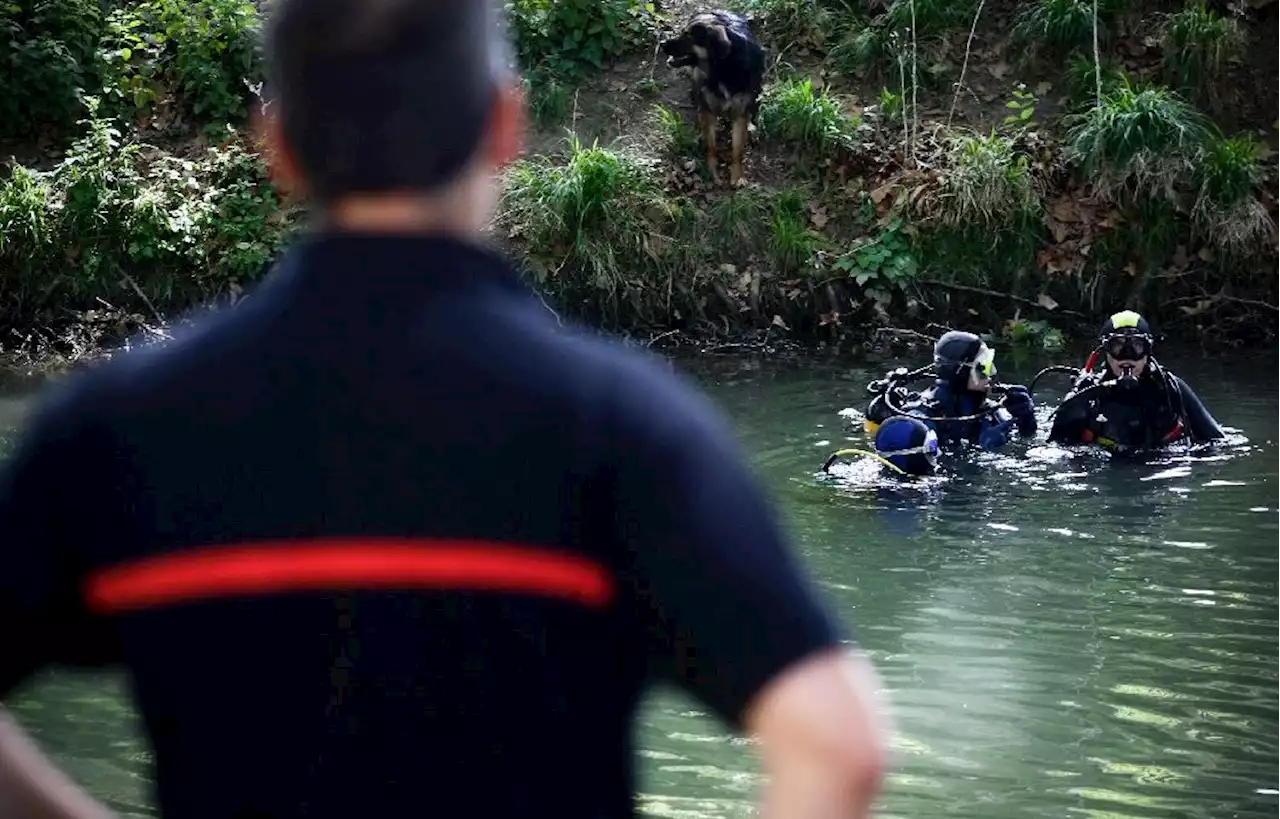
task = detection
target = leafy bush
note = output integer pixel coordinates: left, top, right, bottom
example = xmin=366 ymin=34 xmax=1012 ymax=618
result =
xmin=0 ymin=105 xmax=287 ymax=326
xmin=505 ymin=0 xmax=655 ymax=83
xmin=0 ymin=0 xmax=105 ymax=138
xmin=98 ymin=0 xmax=261 ymax=126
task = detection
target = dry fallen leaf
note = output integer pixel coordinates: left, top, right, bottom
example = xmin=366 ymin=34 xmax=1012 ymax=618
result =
xmin=809 ymin=206 xmax=829 ymax=229
xmin=1043 ymin=215 xmax=1071 ymax=243
xmin=870 ymin=182 xmax=896 ymax=205
xmin=1197 ymin=247 xmax=1215 ymax=262
xmin=771 ymin=314 xmax=790 ymax=330
xmin=1035 ymin=81 xmax=1053 ymax=96
xmin=987 ymin=62 xmax=1010 ymax=80
xmin=1037 ymin=293 xmax=1059 ymax=311
xmin=1050 ymin=198 xmax=1081 ymax=223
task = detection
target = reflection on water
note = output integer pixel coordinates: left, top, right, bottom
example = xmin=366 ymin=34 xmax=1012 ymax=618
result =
xmin=4 ymin=346 xmax=1278 ymax=819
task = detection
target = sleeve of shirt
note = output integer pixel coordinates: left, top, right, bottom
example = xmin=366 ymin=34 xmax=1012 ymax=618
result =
xmin=1173 ymin=376 xmax=1226 ymax=442
xmin=610 ymin=370 xmax=847 ymax=730
xmin=0 ymin=385 xmax=122 ymax=698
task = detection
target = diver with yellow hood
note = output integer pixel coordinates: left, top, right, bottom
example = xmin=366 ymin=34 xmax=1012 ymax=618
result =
xmin=1044 ymin=311 xmax=1224 ymax=453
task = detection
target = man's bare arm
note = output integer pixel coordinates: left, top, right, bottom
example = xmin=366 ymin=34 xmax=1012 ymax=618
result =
xmin=0 ymin=708 xmax=119 ymax=819
xmin=745 ymin=647 xmax=891 ymax=819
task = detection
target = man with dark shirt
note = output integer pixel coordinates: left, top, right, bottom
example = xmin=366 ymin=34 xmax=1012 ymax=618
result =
xmin=0 ymin=2 xmax=889 ymax=817
xmin=1048 ymin=311 xmax=1225 ymax=454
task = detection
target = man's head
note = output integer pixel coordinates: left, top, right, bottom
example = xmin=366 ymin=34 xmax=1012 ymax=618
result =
xmin=874 ymin=416 xmax=940 ymax=477
xmin=933 ymin=330 xmax=996 ymax=394
xmin=1098 ymin=310 xmax=1153 ymax=379
xmin=259 ymin=0 xmax=525 ymax=233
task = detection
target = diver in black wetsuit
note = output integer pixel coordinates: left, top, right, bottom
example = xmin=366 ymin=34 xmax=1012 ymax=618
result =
xmin=863 ymin=331 xmax=1037 ymax=455
xmin=1047 ymin=311 xmax=1225 ymax=454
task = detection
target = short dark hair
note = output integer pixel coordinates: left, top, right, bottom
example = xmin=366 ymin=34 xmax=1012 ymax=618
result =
xmin=263 ymin=0 xmax=514 ymax=204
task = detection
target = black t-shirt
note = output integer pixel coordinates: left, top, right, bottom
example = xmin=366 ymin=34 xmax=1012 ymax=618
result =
xmin=0 ymin=233 xmax=845 ymax=818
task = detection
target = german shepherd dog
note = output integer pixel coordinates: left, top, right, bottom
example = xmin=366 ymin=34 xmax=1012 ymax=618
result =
xmin=660 ymin=10 xmax=765 ymax=187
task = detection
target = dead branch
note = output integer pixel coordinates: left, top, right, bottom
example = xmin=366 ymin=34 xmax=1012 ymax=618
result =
xmin=919 ymin=279 xmax=1087 ymax=316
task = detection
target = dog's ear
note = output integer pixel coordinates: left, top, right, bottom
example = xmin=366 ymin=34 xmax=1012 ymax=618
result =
xmin=704 ymin=20 xmax=732 ymax=58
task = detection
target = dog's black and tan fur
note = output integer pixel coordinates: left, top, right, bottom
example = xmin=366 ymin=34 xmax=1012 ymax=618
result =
xmin=660 ymin=10 xmax=765 ymax=187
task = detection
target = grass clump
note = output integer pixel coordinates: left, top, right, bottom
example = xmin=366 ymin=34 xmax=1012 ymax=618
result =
xmin=931 ymin=131 xmax=1040 ymax=228
xmin=1063 ymin=83 xmax=1213 ymax=203
xmin=651 ymin=104 xmax=701 ymax=162
xmin=1010 ymin=0 xmax=1122 ymax=61
xmin=1159 ymin=2 xmax=1246 ymax=105
xmin=1192 ymin=135 xmax=1273 ymax=258
xmin=500 ymin=136 xmax=673 ymax=309
xmin=1063 ymin=54 xmax=1128 ymax=107
xmin=737 ymin=0 xmax=859 ymax=46
xmin=0 ymin=104 xmax=288 ymax=329
xmin=831 ymin=0 xmax=974 ymax=79
xmin=757 ymin=78 xmax=861 ymax=158
xmin=766 ymin=187 xmax=829 ymax=275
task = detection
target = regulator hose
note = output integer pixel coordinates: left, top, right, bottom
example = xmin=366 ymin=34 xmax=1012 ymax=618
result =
xmin=879 ymin=373 xmax=1019 ymax=424
xmin=1028 ymin=365 xmax=1086 ymax=397
xmin=822 ymin=448 xmax=907 ymax=475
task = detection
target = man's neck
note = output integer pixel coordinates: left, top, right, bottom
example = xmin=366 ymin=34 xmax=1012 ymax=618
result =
xmin=319 ymin=191 xmax=491 ymax=238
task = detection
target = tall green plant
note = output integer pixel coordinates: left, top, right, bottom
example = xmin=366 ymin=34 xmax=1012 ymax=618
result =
xmin=0 ymin=0 xmax=105 ymax=138
xmin=505 ymin=0 xmax=654 ymax=82
xmin=98 ymin=0 xmax=261 ymax=126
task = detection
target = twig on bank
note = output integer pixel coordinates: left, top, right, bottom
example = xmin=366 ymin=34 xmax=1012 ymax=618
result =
xmin=1092 ymin=0 xmax=1102 ymax=107
xmin=1167 ymin=293 xmax=1279 ymax=312
xmin=947 ymin=0 xmax=987 ymax=129
xmin=918 ymin=279 xmax=1087 ymax=316
xmin=876 ymin=326 xmax=936 ymax=343
xmin=646 ymin=328 xmax=680 ymax=347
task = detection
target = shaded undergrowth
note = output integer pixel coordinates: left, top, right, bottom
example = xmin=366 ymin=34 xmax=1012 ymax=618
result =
xmin=0 ymin=0 xmax=1275 ymax=370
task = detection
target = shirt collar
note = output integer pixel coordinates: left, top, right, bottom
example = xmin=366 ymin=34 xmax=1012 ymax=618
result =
xmin=269 ymin=230 xmax=532 ymax=306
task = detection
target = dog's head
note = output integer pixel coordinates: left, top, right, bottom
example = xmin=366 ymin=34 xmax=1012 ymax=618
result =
xmin=660 ymin=13 xmax=732 ymax=69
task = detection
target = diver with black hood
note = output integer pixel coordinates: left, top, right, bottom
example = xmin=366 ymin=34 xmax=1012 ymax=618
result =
xmin=863 ymin=330 xmax=1037 ymax=458
xmin=1046 ymin=311 xmax=1224 ymax=453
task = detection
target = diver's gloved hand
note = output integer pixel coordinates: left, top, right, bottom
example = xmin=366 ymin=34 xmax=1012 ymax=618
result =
xmin=977 ymin=409 xmax=1014 ymax=451
xmin=1002 ymin=385 xmax=1037 ymax=436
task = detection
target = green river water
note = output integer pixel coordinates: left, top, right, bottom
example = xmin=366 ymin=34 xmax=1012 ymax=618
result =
xmin=2 ymin=345 xmax=1276 ymax=818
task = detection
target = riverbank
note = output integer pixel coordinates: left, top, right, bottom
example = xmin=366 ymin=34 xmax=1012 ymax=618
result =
xmin=1 ymin=0 xmax=1276 ymax=374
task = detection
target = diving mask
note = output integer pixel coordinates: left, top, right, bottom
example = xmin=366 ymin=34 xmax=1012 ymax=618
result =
xmin=972 ymin=345 xmax=996 ymax=379
xmin=1104 ymin=333 xmax=1151 ymax=361
xmin=879 ymin=428 xmax=940 ymax=469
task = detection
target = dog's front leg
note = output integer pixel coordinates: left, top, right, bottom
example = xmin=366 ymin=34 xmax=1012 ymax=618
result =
xmin=698 ymin=109 xmax=720 ymax=183
xmin=729 ymin=115 xmax=748 ymax=187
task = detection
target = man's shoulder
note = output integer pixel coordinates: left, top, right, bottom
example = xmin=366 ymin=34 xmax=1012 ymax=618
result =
xmin=18 ymin=302 xmax=265 ymax=435
xmin=537 ymin=322 xmax=731 ymax=444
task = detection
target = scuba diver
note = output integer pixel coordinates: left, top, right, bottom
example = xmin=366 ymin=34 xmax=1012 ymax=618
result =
xmin=823 ymin=415 xmax=941 ymax=478
xmin=1045 ymin=311 xmax=1225 ymax=453
xmin=863 ymin=331 xmax=1038 ymax=458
